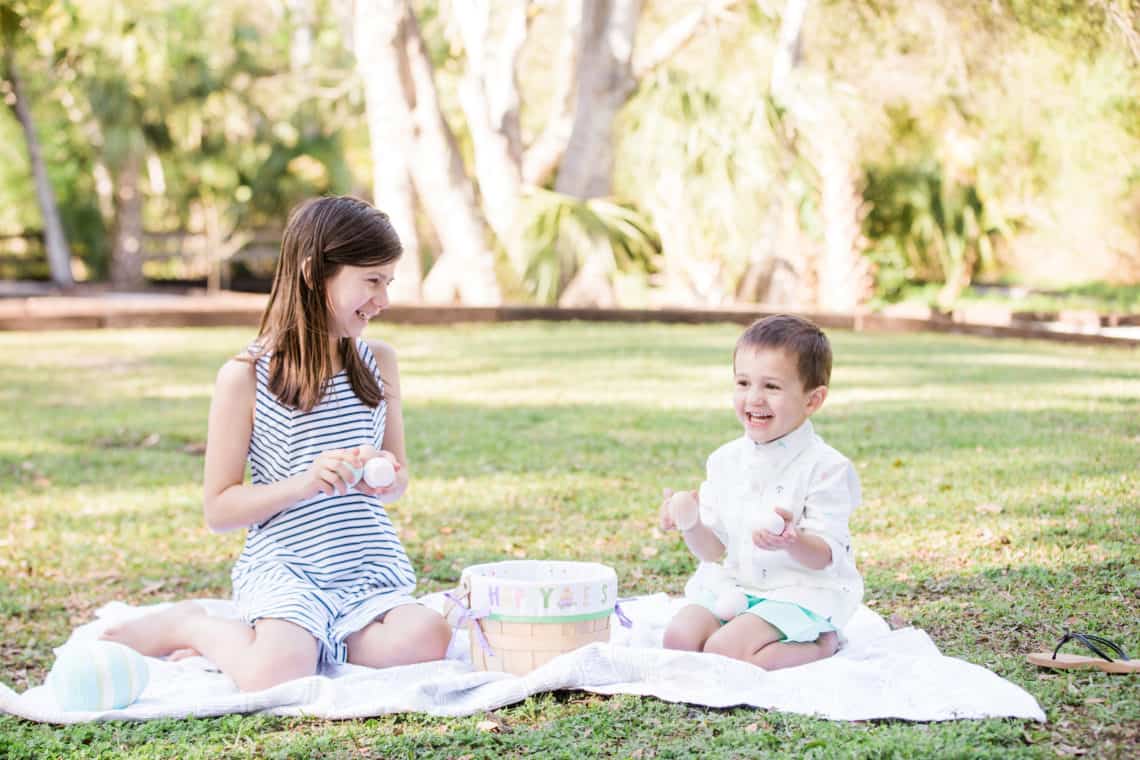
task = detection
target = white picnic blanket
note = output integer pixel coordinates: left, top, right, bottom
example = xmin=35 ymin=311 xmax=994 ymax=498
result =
xmin=0 ymin=594 xmax=1045 ymax=724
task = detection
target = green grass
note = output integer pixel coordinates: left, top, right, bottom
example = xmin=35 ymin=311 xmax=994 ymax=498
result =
xmin=881 ymin=280 xmax=1140 ymax=315
xmin=1 ymin=322 xmax=1138 ymax=758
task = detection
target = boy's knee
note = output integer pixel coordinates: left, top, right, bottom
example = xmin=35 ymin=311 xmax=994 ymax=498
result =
xmin=701 ymin=632 xmax=744 ymax=660
xmin=663 ymin=625 xmax=704 ymax=652
xmin=818 ymin=631 xmax=839 ymax=656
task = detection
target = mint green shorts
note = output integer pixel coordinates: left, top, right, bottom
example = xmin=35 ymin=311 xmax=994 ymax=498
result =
xmin=725 ymin=595 xmax=837 ymax=643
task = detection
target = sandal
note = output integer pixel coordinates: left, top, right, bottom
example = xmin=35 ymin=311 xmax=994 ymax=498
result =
xmin=1027 ymin=630 xmax=1140 ymax=674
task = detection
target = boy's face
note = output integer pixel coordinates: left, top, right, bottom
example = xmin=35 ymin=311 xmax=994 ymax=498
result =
xmin=733 ymin=346 xmax=827 ymax=444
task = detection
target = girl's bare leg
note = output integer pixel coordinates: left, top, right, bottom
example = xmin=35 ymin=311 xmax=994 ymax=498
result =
xmin=662 ymin=604 xmax=721 ymax=652
xmin=344 ymin=604 xmax=451 ymax=668
xmin=101 ymin=603 xmax=319 ymax=691
xmin=703 ymin=614 xmax=838 ymax=670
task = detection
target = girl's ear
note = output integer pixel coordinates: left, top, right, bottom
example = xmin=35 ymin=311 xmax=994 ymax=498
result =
xmin=805 ymin=385 xmax=828 ymax=415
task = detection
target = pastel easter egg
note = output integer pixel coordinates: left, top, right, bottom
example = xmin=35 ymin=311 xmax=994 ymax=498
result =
xmin=713 ymin=589 xmax=749 ymax=621
xmin=363 ymin=457 xmax=395 ymax=488
xmin=47 ymin=640 xmax=149 ymax=711
xmin=751 ymin=510 xmax=785 ymax=536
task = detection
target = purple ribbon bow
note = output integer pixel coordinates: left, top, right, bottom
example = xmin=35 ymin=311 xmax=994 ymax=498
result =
xmin=445 ymin=591 xmax=495 ymax=659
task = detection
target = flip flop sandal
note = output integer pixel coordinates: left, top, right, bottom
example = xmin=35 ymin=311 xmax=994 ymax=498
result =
xmin=1027 ymin=630 xmax=1140 ymax=674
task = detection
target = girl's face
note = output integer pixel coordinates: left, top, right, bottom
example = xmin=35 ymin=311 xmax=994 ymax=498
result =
xmin=732 ymin=346 xmax=826 ymax=443
xmin=323 ymin=261 xmax=398 ymax=339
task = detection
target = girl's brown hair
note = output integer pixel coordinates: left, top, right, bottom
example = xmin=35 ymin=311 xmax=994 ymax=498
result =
xmin=255 ymin=196 xmax=402 ymax=412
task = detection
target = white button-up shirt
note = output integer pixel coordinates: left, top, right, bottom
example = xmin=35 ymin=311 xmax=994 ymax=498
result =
xmin=694 ymin=420 xmax=864 ymax=627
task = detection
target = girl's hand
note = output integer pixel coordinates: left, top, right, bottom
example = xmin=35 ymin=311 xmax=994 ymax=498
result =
xmin=305 ymin=449 xmax=358 ymax=498
xmin=354 ymin=449 xmax=403 ymax=499
xmin=752 ymin=508 xmax=797 ymax=550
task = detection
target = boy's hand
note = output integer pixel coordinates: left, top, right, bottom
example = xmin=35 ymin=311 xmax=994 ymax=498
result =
xmin=752 ymin=507 xmax=797 ymax=550
xmin=665 ymin=490 xmax=699 ymax=531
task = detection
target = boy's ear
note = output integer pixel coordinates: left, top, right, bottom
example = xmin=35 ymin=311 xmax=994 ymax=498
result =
xmin=805 ymin=385 xmax=828 ymax=415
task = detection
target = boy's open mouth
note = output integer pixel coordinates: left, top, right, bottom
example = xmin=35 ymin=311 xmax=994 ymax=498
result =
xmin=746 ymin=411 xmax=773 ymax=423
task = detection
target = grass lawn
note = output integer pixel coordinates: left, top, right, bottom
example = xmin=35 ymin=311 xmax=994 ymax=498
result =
xmin=1 ymin=322 xmax=1137 ymax=758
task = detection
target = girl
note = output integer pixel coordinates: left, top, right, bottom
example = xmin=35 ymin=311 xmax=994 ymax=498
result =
xmin=102 ymin=196 xmax=451 ymax=691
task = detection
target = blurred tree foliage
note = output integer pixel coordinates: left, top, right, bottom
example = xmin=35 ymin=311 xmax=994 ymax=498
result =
xmin=0 ymin=0 xmax=1137 ymax=305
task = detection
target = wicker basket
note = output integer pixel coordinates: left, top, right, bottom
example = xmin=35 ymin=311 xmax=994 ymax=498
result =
xmin=455 ymin=560 xmax=618 ymax=676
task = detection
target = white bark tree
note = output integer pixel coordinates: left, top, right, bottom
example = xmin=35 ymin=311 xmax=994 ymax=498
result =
xmin=554 ymin=0 xmax=738 ymax=306
xmin=353 ymin=0 xmax=502 ymax=305
xmin=352 ymin=0 xmax=734 ymax=306
xmin=352 ymin=0 xmax=423 ymax=302
xmin=768 ymin=0 xmax=868 ymax=312
xmin=2 ymin=27 xmax=74 ymax=287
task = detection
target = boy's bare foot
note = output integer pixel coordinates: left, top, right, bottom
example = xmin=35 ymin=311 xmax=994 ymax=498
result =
xmin=100 ymin=601 xmax=207 ymax=657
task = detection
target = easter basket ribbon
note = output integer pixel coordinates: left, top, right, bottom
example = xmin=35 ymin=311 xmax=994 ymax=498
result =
xmin=444 ymin=590 xmax=495 ymax=660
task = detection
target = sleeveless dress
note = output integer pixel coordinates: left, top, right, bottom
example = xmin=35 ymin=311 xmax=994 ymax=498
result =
xmin=231 ymin=338 xmax=418 ymax=665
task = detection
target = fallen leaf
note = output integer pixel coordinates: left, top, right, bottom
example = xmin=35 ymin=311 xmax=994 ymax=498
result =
xmin=476 ymin=720 xmax=499 ymax=733
xmin=141 ymin=433 xmax=161 ymax=447
xmin=744 ymin=723 xmax=759 ymax=733
xmin=975 ymin=503 xmax=1003 ymax=514
xmin=888 ymin=613 xmax=908 ymax=630
xmin=640 ymin=546 xmax=659 ymax=558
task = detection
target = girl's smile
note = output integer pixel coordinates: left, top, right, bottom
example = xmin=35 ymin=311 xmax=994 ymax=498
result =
xmin=326 ymin=261 xmax=399 ymax=339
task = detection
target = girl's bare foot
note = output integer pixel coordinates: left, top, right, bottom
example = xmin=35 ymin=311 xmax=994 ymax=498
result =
xmin=100 ymin=601 xmax=207 ymax=657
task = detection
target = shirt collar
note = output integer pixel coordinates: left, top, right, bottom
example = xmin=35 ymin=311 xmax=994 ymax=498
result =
xmin=744 ymin=419 xmax=815 ymax=471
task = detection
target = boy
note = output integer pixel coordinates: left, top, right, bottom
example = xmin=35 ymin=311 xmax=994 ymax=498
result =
xmin=659 ymin=314 xmax=862 ymax=670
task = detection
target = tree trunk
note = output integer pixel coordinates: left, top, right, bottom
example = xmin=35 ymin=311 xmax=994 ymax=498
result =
xmin=554 ymin=0 xmax=641 ymax=200
xmin=353 ymin=0 xmax=423 ymax=302
xmin=110 ymin=147 xmax=145 ymax=290
xmin=553 ymin=0 xmax=641 ymax=306
xmin=400 ymin=3 xmax=501 ymax=305
xmin=3 ymin=49 xmax=74 ymax=287
xmin=454 ymin=0 xmax=529 ymax=247
xmin=769 ymin=0 xmax=867 ymax=313
xmin=522 ymin=0 xmax=583 ymax=188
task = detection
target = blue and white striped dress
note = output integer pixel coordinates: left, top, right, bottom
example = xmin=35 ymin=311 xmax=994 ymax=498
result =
xmin=231 ymin=338 xmax=417 ymax=665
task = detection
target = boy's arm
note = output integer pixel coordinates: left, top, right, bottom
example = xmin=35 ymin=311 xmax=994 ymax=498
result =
xmin=665 ymin=490 xmax=726 ymax=562
xmin=767 ymin=516 xmax=833 ymax=569
xmin=755 ymin=456 xmax=859 ymax=570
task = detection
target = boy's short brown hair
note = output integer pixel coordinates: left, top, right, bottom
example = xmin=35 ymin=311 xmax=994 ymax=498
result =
xmin=734 ymin=314 xmax=832 ymax=390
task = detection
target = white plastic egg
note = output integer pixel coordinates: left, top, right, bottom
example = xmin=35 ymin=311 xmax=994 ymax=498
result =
xmin=713 ymin=589 xmax=750 ymax=621
xmin=751 ymin=510 xmax=785 ymax=536
xmin=363 ymin=457 xmax=395 ymax=488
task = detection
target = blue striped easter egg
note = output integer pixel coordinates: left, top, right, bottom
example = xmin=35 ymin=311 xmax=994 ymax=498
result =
xmin=47 ymin=640 xmax=150 ymax=711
